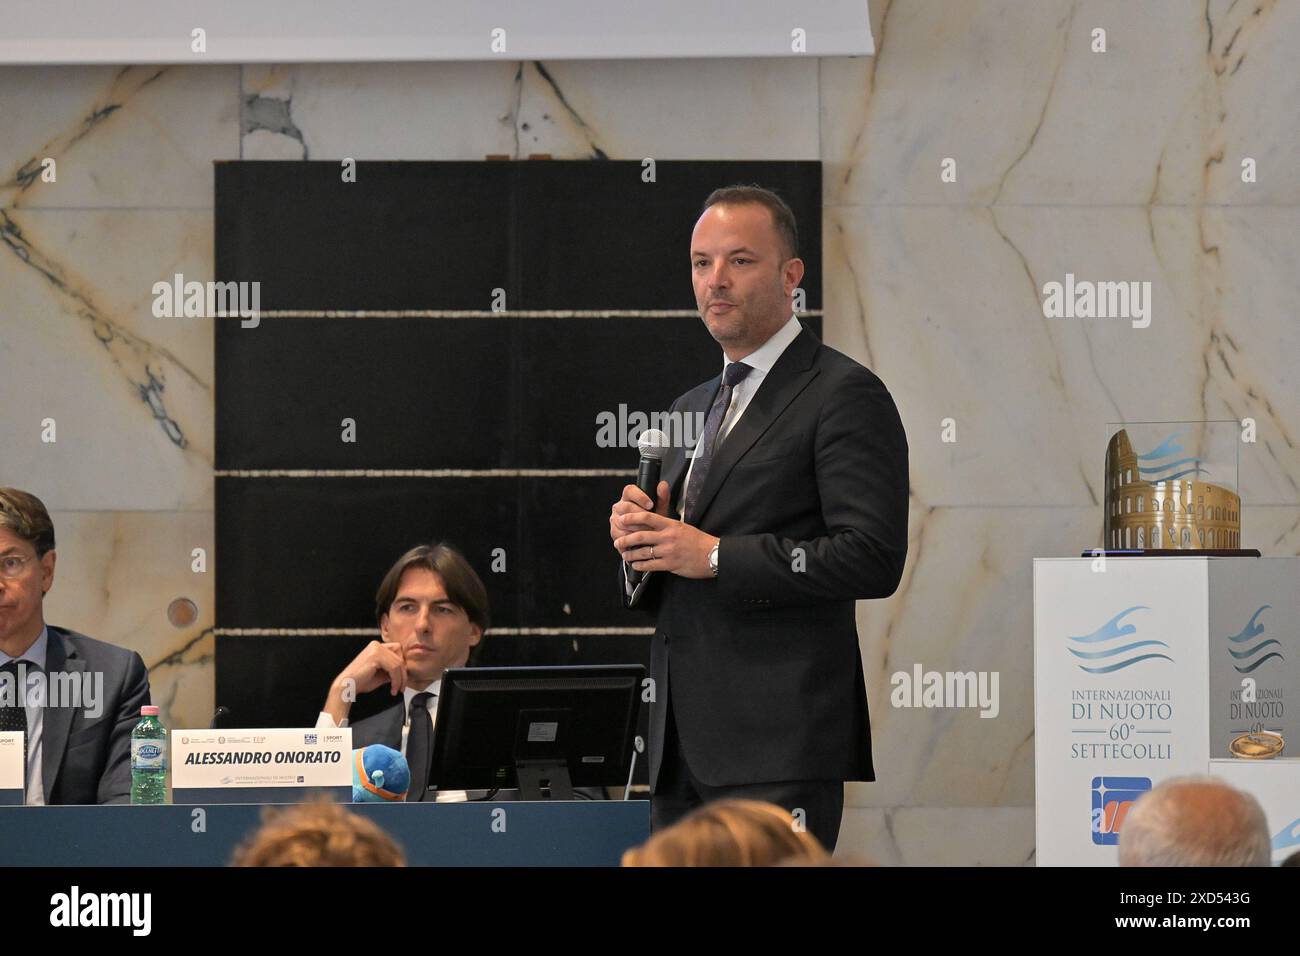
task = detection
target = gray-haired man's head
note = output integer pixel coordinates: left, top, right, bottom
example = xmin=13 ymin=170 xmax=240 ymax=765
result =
xmin=1119 ymin=776 xmax=1271 ymax=867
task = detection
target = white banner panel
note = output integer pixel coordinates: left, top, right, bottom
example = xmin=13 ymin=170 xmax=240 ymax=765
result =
xmin=1035 ymin=556 xmax=1300 ymax=866
xmin=0 ymin=0 xmax=874 ymax=64
xmin=1035 ymin=558 xmax=1213 ymax=866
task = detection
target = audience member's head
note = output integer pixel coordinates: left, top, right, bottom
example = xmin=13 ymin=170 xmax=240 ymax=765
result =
xmin=621 ymin=799 xmax=827 ymax=867
xmin=775 ymin=854 xmax=876 ymax=867
xmin=231 ymin=800 xmax=406 ymax=866
xmin=0 ymin=487 xmax=58 ymax=652
xmin=374 ymin=542 xmax=490 ymax=684
xmin=1119 ymin=776 xmax=1271 ymax=867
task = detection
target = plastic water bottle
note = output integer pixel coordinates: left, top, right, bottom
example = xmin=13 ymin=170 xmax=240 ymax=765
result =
xmin=130 ymin=705 xmax=168 ymax=805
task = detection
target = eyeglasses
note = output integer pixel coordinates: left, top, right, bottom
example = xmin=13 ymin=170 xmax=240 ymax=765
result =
xmin=0 ymin=554 xmax=36 ymax=579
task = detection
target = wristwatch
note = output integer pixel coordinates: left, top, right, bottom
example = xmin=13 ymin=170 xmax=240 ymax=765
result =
xmin=708 ymin=542 xmax=720 ymax=577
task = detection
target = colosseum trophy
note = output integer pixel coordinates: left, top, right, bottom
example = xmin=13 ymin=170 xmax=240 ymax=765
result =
xmin=1103 ymin=421 xmax=1245 ymax=553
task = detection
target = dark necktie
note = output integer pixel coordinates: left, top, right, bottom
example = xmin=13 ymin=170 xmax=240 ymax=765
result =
xmin=683 ymin=361 xmax=752 ymax=524
xmin=405 ymin=691 xmax=435 ymax=802
xmin=0 ymin=660 xmax=29 ymax=776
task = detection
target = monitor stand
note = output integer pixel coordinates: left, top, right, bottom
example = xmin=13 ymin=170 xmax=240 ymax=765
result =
xmin=515 ymin=760 xmax=575 ymax=800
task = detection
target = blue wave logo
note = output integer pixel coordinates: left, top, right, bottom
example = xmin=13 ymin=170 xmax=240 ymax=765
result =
xmin=1274 ymin=816 xmax=1300 ymax=855
xmin=1225 ymin=605 xmax=1281 ymax=673
xmin=1135 ymin=431 xmax=1210 ymax=483
xmin=1068 ymin=606 xmax=1173 ymax=673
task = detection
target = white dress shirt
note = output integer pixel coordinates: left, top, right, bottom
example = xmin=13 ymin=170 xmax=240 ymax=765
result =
xmin=625 ymin=313 xmax=804 ymax=601
xmin=0 ymin=625 xmax=48 ymax=806
xmin=316 ymin=679 xmax=468 ymax=802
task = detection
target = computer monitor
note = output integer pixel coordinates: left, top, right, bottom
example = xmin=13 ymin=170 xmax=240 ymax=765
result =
xmin=430 ymin=664 xmax=645 ymax=799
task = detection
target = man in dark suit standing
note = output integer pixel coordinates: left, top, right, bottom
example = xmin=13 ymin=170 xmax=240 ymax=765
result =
xmin=0 ymin=488 xmax=152 ymax=805
xmin=609 ymin=186 xmax=909 ymax=850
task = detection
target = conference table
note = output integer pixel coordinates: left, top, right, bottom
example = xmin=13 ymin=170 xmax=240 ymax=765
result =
xmin=0 ymin=800 xmax=650 ymax=866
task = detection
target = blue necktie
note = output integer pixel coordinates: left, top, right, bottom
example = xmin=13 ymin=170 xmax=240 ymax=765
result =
xmin=683 ymin=361 xmax=752 ymax=524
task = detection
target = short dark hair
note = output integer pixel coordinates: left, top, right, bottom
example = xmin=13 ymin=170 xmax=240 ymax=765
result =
xmin=700 ymin=185 xmax=799 ymax=262
xmin=374 ymin=542 xmax=490 ymax=634
xmin=0 ymin=487 xmax=56 ymax=556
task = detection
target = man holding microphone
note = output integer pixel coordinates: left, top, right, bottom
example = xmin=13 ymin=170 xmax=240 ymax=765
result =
xmin=609 ymin=186 xmax=909 ymax=850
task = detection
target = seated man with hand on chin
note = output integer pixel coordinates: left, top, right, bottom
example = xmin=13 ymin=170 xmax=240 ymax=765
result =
xmin=317 ymin=543 xmax=487 ymax=802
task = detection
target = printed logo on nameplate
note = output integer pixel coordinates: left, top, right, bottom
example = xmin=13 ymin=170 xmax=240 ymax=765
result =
xmin=172 ymin=728 xmax=352 ymax=790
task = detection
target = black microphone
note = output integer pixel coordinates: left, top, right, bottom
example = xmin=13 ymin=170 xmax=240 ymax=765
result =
xmin=627 ymin=428 xmax=669 ymax=589
xmin=210 ymin=706 xmax=230 ymax=729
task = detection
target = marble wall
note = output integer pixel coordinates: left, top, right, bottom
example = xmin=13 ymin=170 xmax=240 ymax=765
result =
xmin=2 ymin=0 xmax=1296 ymax=862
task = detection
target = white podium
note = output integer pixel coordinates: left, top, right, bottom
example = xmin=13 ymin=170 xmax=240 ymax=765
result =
xmin=1209 ymin=758 xmax=1300 ymax=864
xmin=1034 ymin=556 xmax=1299 ymax=865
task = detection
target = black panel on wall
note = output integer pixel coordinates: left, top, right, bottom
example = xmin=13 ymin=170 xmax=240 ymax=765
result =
xmin=512 ymin=161 xmax=823 ymax=309
xmin=215 ymin=475 xmax=635 ymax=629
xmin=216 ymin=634 xmax=375 ymax=729
xmin=214 ymin=161 xmax=821 ymax=310
xmin=216 ymin=316 xmax=513 ymax=470
xmin=215 ymin=316 xmax=727 ymax=470
xmin=214 ymin=162 xmax=514 ymax=310
xmin=214 ymin=160 xmax=822 ymax=746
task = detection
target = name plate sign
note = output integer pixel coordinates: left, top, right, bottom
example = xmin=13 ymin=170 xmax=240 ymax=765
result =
xmin=172 ymin=727 xmax=351 ymax=804
xmin=0 ymin=732 xmax=23 ymax=805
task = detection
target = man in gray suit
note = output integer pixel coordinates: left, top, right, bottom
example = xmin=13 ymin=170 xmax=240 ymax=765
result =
xmin=0 ymin=488 xmax=152 ymax=805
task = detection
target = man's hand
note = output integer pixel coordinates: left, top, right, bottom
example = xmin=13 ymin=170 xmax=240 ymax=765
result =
xmin=614 ymin=507 xmax=720 ymax=580
xmin=609 ymin=479 xmax=670 ymax=553
xmin=322 ymin=640 xmax=408 ymax=726
xmin=608 ymin=478 xmax=670 ymax=567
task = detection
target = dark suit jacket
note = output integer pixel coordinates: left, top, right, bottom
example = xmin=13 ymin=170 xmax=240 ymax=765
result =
xmin=623 ymin=322 xmax=909 ymax=789
xmin=348 ymin=703 xmax=405 ymax=751
xmin=43 ymin=625 xmax=152 ymax=805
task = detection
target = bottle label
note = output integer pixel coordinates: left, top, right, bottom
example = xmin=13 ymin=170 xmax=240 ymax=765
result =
xmin=131 ymin=739 xmax=167 ymax=771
